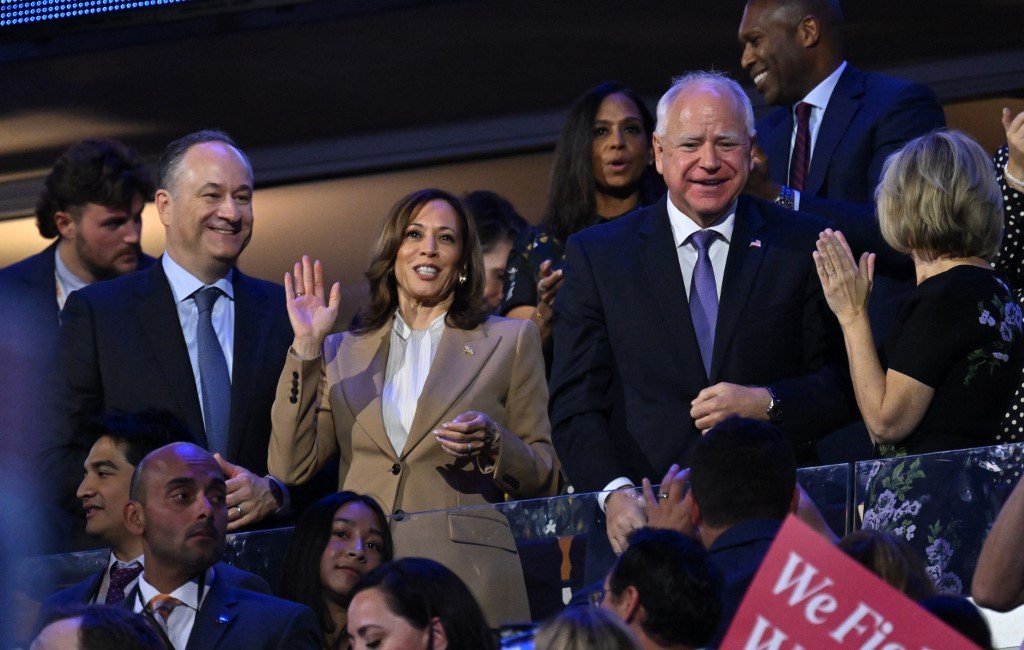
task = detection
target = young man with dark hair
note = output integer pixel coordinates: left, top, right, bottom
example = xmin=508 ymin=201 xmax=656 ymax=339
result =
xmin=39 ymin=410 xmax=269 ymax=619
xmin=601 ymin=527 xmax=721 ymax=650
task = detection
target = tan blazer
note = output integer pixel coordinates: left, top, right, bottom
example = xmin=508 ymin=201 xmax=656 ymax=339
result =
xmin=269 ymin=315 xmax=558 ymax=624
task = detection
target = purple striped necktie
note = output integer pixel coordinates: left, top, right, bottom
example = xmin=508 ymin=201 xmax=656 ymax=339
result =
xmin=688 ymin=229 xmax=719 ymax=378
xmin=789 ymin=101 xmax=813 ymax=192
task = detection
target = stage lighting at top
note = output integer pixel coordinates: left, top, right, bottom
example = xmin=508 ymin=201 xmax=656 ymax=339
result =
xmin=0 ymin=1 xmax=191 ymax=28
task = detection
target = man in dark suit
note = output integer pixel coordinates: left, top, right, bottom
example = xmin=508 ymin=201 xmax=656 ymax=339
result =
xmin=39 ymin=410 xmax=269 ymax=621
xmin=549 ymin=72 xmax=852 ymax=559
xmin=45 ymin=130 xmax=296 ymax=536
xmin=123 ymin=442 xmax=320 ymax=649
xmin=737 ymin=0 xmax=946 ymax=460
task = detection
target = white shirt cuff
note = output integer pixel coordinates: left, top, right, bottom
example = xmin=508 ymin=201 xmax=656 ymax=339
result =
xmin=792 ymin=188 xmax=802 ymax=211
xmin=598 ymin=477 xmax=636 ymax=512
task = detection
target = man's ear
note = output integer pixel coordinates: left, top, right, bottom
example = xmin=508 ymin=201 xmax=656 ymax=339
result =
xmin=615 ymin=585 xmax=642 ymax=624
xmin=796 ymin=14 xmax=821 ymax=48
xmin=124 ymin=501 xmax=145 ymax=537
xmin=155 ymin=189 xmax=172 ymax=227
xmin=427 ymin=616 xmax=448 ymax=650
xmin=652 ymin=133 xmax=665 ymax=175
xmin=54 ymin=211 xmax=77 ymax=240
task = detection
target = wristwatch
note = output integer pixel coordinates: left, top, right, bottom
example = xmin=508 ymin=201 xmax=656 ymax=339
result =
xmin=765 ymin=386 xmax=783 ymax=424
xmin=773 ymin=185 xmax=795 ymax=210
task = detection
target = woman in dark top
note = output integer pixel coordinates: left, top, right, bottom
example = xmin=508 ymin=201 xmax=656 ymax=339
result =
xmin=815 ymin=130 xmax=1023 ymax=456
xmin=994 ymin=107 xmax=1024 ymax=443
xmin=500 ymin=82 xmax=664 ymax=353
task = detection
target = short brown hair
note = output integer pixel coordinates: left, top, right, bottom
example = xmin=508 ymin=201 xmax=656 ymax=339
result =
xmin=876 ymin=129 xmax=1003 ymax=262
xmin=354 ymin=188 xmax=487 ymax=333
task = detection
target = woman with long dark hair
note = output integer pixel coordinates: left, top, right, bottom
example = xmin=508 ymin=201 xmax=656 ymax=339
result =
xmin=279 ymin=492 xmax=394 ymax=650
xmin=500 ymin=82 xmax=663 ymax=352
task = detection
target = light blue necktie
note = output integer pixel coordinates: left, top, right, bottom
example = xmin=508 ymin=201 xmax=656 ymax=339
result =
xmin=194 ymin=287 xmax=230 ymax=455
xmin=689 ymin=230 xmax=719 ymax=378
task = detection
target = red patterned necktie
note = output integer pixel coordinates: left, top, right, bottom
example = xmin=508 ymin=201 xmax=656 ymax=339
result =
xmin=789 ymin=101 xmax=813 ymax=192
xmin=105 ymin=561 xmax=142 ymax=604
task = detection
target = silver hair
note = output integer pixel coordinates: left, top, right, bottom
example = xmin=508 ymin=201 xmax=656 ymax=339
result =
xmin=654 ymin=71 xmax=756 ymax=138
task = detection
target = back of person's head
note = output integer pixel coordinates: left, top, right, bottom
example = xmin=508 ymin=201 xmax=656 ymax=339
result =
xmin=33 ymin=605 xmax=164 ymax=650
xmin=689 ymin=416 xmax=797 ymax=529
xmin=35 ymin=138 xmax=154 ymax=239
xmin=877 ymin=129 xmax=1003 ymax=262
xmin=919 ymin=595 xmax=993 ymax=649
xmin=838 ymin=529 xmax=936 ymax=600
xmin=534 ymin=606 xmax=640 ymax=650
xmin=279 ymin=491 xmax=394 ymax=633
xmin=80 ymin=409 xmax=192 ymax=466
xmin=463 ymin=190 xmax=527 ymax=254
xmin=605 ymin=527 xmax=720 ymax=648
xmin=349 ymin=557 xmax=496 ymax=650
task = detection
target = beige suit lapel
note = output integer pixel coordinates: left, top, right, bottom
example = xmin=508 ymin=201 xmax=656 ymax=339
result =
xmin=402 ymin=325 xmax=499 ymax=457
xmin=338 ymin=325 xmax=396 ymax=459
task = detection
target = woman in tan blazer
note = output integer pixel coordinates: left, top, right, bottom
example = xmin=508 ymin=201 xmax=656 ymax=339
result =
xmin=269 ymin=188 xmax=558 ymax=626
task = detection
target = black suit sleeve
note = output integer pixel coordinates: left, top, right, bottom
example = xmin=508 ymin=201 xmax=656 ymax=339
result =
xmin=275 ymin=605 xmax=323 ymax=649
xmin=39 ymin=290 xmax=103 ymax=515
xmin=548 ymin=236 xmax=626 ymax=493
xmin=798 ymin=82 xmax=945 ymax=271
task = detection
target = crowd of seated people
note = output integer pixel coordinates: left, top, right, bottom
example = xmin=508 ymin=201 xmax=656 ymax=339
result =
xmin=7 ymin=0 xmax=1024 ymax=647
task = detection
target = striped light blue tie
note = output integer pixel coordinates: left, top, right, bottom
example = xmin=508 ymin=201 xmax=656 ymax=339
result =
xmin=194 ymin=286 xmax=230 ymax=455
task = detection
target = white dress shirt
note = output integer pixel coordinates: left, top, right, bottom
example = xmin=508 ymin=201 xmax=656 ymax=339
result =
xmin=135 ymin=567 xmax=214 ymax=650
xmin=789 ymin=60 xmax=848 ymax=210
xmin=162 ymin=254 xmax=235 ymax=424
xmin=599 ymin=201 xmax=736 ymax=509
xmin=53 ymin=244 xmax=88 ymax=311
xmin=382 ymin=313 xmax=446 ymax=456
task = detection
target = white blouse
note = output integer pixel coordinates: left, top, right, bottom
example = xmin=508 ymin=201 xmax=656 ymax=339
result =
xmin=382 ymin=312 xmax=446 ymax=455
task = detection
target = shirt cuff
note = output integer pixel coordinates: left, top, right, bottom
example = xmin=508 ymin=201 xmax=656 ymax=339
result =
xmin=598 ymin=477 xmax=636 ymax=512
xmin=792 ymin=188 xmax=802 ymax=211
xmin=266 ymin=475 xmax=292 ymax=517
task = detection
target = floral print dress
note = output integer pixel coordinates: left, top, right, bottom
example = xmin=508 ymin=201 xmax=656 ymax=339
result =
xmin=994 ymin=145 xmax=1024 ymax=443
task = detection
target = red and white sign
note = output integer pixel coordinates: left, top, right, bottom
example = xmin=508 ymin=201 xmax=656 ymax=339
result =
xmin=720 ymin=515 xmax=978 ymax=650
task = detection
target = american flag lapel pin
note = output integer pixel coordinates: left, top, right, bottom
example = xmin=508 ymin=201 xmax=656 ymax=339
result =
xmin=750 ymin=238 xmax=762 ymax=248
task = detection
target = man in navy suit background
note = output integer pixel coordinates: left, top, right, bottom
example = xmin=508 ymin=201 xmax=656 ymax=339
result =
xmin=737 ymin=0 xmax=946 ymax=459
xmin=549 ymin=72 xmax=852 ymax=564
xmin=123 ymin=443 xmax=320 ymax=649
xmin=44 ymin=130 xmax=297 ymax=539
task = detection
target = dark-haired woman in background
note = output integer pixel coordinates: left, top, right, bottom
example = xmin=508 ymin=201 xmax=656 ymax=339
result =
xmin=347 ymin=558 xmax=497 ymax=650
xmin=500 ymin=82 xmax=664 ymax=356
xmin=270 ymin=188 xmax=558 ymax=626
xmin=280 ymin=492 xmax=394 ymax=650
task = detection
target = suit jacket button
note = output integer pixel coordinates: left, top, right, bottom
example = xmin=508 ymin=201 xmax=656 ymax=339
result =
xmin=292 ymin=371 xmax=299 ymax=379
xmin=392 ymin=509 xmax=405 ymax=521
xmin=391 ymin=463 xmax=401 ymax=475
xmin=289 ymin=396 xmax=297 ymax=404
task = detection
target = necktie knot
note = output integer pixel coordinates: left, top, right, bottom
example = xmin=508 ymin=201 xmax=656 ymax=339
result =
xmin=689 ymin=229 xmax=718 ymax=253
xmin=193 ymin=286 xmax=223 ymax=314
xmin=105 ymin=561 xmax=143 ymax=605
xmin=147 ymin=594 xmax=184 ymax=621
xmin=795 ymin=101 xmax=813 ymax=121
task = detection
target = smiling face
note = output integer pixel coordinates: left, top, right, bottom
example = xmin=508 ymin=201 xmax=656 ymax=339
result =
xmin=591 ymin=92 xmax=652 ymax=199
xmin=654 ymin=84 xmax=752 ymax=227
xmin=319 ymin=501 xmax=387 ymax=605
xmin=348 ymin=587 xmax=435 ymax=650
xmin=393 ymin=199 xmax=464 ymax=315
xmin=156 ymin=141 xmax=253 ymax=284
xmin=77 ymin=436 xmax=134 ymax=547
xmin=128 ymin=445 xmax=227 ymax=582
xmin=738 ymin=0 xmax=814 ymax=106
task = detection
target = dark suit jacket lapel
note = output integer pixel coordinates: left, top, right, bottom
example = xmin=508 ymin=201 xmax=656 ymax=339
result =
xmin=136 ymin=261 xmax=207 ymax=446
xmin=806 ymin=65 xmax=864 ymax=196
xmin=761 ymin=110 xmax=794 ymax=188
xmin=711 ymin=197 xmax=767 ymax=381
xmin=637 ymin=199 xmax=709 ymax=384
xmin=339 ymin=326 xmax=395 ymax=458
xmin=403 ymin=325 xmax=498 ymax=457
xmin=227 ymin=271 xmax=273 ymax=461
xmin=185 ymin=578 xmax=238 ymax=650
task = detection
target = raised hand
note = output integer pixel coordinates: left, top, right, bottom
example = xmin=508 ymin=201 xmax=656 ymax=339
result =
xmin=284 ymin=255 xmax=341 ymax=358
xmin=813 ymin=229 xmax=874 ymax=327
xmin=1004 ymin=107 xmax=1024 ymax=189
